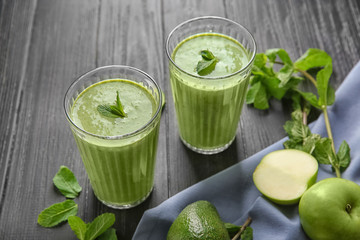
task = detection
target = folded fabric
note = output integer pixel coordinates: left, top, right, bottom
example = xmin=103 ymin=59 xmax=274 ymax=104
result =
xmin=133 ymin=61 xmax=360 ymax=240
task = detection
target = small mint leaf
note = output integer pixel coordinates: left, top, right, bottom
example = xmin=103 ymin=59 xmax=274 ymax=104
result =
xmin=327 ymin=85 xmax=335 ymax=106
xmin=316 ymin=63 xmax=333 ymax=107
xmin=313 ymin=138 xmax=336 ymax=165
xmin=337 ymin=140 xmax=351 ymax=172
xmin=37 ymin=200 xmax=78 ymax=227
xmin=265 ymin=48 xmax=293 ymax=65
xmin=253 ymin=83 xmax=269 ymax=109
xmin=98 ymin=228 xmax=118 ymax=240
xmin=246 ymin=81 xmax=261 ymax=104
xmin=200 ymin=50 xmax=215 ymax=60
xmin=53 ymin=165 xmax=82 ymax=199
xmin=97 ymin=92 xmax=127 ymax=118
xmin=197 ymin=58 xmax=218 ymax=76
xmin=297 ymin=91 xmax=321 ymax=109
xmin=85 ymin=213 xmax=115 ymax=240
xmin=97 ymin=105 xmax=121 ymax=118
xmin=115 ymin=91 xmax=126 ymax=116
xmin=294 ymin=48 xmax=331 ymax=71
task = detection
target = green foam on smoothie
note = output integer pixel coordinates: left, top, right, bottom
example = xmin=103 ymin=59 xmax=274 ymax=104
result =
xmin=71 ymin=79 xmax=156 ymax=137
xmin=172 ymin=33 xmax=249 ymax=77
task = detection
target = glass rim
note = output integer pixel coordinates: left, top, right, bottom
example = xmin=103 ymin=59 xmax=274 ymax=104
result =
xmin=165 ymin=16 xmax=257 ymax=80
xmin=64 ymin=65 xmax=163 ymax=140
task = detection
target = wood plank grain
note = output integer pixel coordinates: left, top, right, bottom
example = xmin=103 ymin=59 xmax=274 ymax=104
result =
xmin=0 ymin=0 xmax=37 ymax=220
xmin=0 ymin=0 xmax=99 ymax=238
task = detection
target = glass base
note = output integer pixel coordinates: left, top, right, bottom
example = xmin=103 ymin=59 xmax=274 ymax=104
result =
xmin=180 ymin=136 xmax=235 ymax=155
xmin=96 ymin=186 xmax=153 ymax=209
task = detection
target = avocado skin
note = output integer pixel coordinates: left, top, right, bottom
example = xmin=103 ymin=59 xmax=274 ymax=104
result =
xmin=167 ymin=200 xmax=230 ymax=240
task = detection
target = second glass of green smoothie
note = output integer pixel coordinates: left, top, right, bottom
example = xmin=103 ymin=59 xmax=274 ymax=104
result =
xmin=64 ymin=66 xmax=162 ymax=209
xmin=166 ymin=16 xmax=256 ymax=154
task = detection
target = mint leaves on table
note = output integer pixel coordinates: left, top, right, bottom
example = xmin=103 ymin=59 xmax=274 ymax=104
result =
xmin=38 ymin=166 xmax=117 ymax=239
xmin=196 ymin=50 xmax=219 ymax=76
xmin=38 ymin=200 xmax=78 ymax=227
xmin=68 ymin=213 xmax=116 ymax=240
xmin=53 ymin=165 xmax=82 ymax=198
xmin=68 ymin=216 xmax=87 ymax=240
xmin=247 ymin=48 xmax=351 ymax=177
xmin=97 ymin=91 xmax=127 ymax=118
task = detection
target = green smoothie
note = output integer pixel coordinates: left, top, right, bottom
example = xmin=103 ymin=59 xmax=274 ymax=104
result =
xmin=70 ymin=79 xmax=160 ymax=208
xmin=170 ymin=33 xmax=250 ymax=152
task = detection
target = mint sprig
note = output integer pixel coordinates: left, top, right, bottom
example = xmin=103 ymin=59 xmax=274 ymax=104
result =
xmin=196 ymin=50 xmax=219 ymax=76
xmin=97 ymin=91 xmax=127 ymax=118
xmin=38 ymin=166 xmax=118 ymax=239
xmin=247 ymin=48 xmax=351 ymax=177
xmin=68 ymin=213 xmax=116 ymax=240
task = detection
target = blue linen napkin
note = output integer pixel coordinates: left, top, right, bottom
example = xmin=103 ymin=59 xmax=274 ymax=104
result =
xmin=133 ymin=61 xmax=360 ymax=240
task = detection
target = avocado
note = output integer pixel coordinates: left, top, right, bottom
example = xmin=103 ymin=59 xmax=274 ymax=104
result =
xmin=167 ymin=200 xmax=230 ymax=240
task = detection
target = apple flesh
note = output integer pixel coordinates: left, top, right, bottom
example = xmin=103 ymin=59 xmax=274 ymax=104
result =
xmin=299 ymin=178 xmax=360 ymax=240
xmin=253 ymin=149 xmax=318 ymax=205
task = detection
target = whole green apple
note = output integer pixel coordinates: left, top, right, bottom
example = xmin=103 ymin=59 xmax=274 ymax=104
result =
xmin=299 ymin=178 xmax=360 ymax=240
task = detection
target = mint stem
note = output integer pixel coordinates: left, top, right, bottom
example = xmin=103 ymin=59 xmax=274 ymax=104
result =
xmin=302 ymin=107 xmax=308 ymax=126
xmin=295 ymin=68 xmax=318 ymax=87
xmin=231 ymin=217 xmax=252 ymax=240
xmin=274 ymin=61 xmax=341 ymax=178
xmin=299 ymin=68 xmax=341 ymax=178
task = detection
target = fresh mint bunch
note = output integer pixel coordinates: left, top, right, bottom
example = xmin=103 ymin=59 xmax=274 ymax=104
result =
xmin=247 ymin=48 xmax=351 ymax=177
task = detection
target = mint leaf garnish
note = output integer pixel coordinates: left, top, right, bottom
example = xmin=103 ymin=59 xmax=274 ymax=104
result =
xmin=97 ymin=91 xmax=127 ymax=118
xmin=37 ymin=200 xmax=78 ymax=227
xmin=68 ymin=216 xmax=87 ymax=240
xmin=196 ymin=49 xmax=219 ymax=76
xmin=200 ymin=50 xmax=215 ymax=60
xmin=53 ymin=165 xmax=82 ymax=198
xmin=197 ymin=58 xmax=218 ymax=76
xmin=85 ymin=213 xmax=115 ymax=240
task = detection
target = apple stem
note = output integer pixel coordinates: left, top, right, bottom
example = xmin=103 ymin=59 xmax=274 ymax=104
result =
xmin=231 ymin=217 xmax=252 ymax=240
xmin=346 ymin=204 xmax=352 ymax=214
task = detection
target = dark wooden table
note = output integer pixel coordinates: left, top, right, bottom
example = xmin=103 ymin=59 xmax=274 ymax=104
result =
xmin=0 ymin=0 xmax=359 ymax=239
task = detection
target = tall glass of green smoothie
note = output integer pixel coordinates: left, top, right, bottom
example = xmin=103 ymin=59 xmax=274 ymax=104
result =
xmin=64 ymin=66 xmax=162 ymax=209
xmin=166 ymin=16 xmax=256 ymax=154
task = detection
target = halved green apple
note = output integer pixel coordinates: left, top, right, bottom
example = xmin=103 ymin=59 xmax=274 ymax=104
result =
xmin=253 ymin=149 xmax=318 ymax=205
